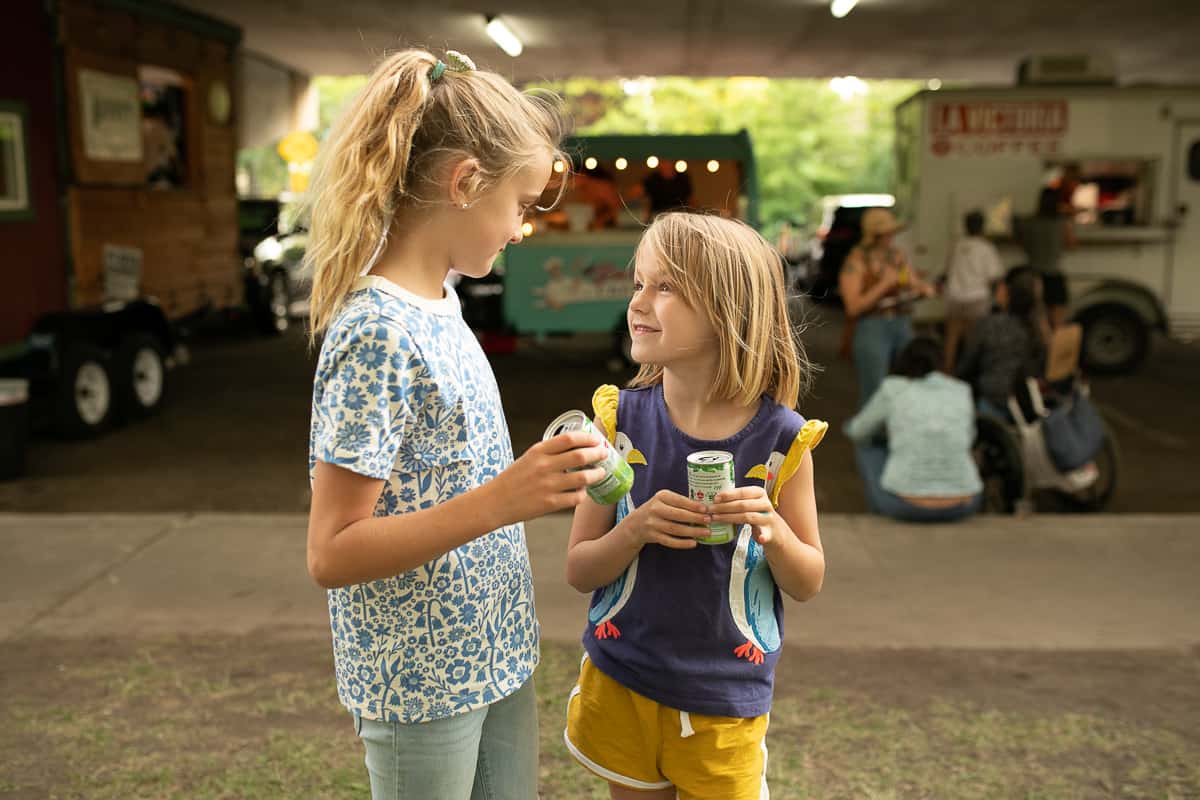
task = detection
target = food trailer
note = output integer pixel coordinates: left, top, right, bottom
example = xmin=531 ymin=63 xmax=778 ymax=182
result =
xmin=496 ymin=131 xmax=760 ymax=361
xmin=1 ymin=0 xmax=243 ymax=439
xmin=895 ymin=81 xmax=1200 ymax=373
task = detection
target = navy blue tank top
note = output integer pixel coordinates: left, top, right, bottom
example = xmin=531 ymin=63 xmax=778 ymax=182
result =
xmin=582 ymin=384 xmax=810 ymax=717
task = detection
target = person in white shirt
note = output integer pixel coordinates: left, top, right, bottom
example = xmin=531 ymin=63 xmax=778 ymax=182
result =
xmin=943 ymin=210 xmax=1004 ymax=371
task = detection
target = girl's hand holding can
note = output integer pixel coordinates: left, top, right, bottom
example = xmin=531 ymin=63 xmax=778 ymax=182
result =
xmin=708 ymin=487 xmax=779 ymax=546
xmin=622 ymin=490 xmax=712 ymax=550
xmin=492 ymin=432 xmax=610 ymax=522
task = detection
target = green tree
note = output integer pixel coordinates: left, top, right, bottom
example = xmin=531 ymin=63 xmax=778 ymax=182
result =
xmin=304 ymin=73 xmax=919 ymax=232
xmin=315 ymin=75 xmax=369 ymax=139
xmin=530 ymin=77 xmax=920 ymax=231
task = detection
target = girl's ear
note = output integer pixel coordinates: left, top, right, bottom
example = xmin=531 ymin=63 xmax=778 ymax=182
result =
xmin=447 ymin=158 xmax=484 ymax=207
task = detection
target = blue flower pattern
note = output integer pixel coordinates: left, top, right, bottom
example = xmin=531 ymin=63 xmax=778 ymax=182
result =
xmin=309 ymin=281 xmax=538 ymax=724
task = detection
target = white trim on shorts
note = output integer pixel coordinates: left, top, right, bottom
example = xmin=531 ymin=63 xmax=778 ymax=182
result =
xmin=562 ymin=661 xmax=674 ymax=791
xmin=564 ymin=652 xmax=772 ymax=798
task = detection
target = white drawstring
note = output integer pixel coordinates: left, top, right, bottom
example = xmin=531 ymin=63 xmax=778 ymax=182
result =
xmin=679 ymin=710 xmax=695 ymax=738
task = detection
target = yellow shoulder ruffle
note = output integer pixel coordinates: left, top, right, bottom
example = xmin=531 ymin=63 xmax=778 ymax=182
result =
xmin=591 ymin=384 xmax=620 ymax=443
xmin=769 ymin=419 xmax=829 ymax=507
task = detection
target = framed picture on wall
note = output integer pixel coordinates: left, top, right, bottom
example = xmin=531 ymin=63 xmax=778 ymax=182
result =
xmin=0 ymin=100 xmax=33 ymax=221
xmin=78 ymin=68 xmax=143 ymax=163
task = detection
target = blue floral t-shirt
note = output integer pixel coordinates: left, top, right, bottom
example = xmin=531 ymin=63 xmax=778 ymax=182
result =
xmin=309 ymin=275 xmax=538 ymax=724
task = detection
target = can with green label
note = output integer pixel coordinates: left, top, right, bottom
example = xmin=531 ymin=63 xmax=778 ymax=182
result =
xmin=543 ymin=410 xmax=634 ymax=505
xmin=687 ymin=450 xmax=736 ymax=545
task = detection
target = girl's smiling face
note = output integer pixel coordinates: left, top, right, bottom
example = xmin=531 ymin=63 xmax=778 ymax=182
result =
xmin=627 ymin=253 xmax=717 ymax=367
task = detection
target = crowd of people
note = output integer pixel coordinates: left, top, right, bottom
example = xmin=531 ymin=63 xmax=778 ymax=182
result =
xmin=839 ymin=179 xmax=1080 ymax=523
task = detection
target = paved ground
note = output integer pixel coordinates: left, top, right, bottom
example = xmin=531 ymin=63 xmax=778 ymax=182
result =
xmin=1 ymin=303 xmax=1196 ymax=515
xmin=4 ymin=511 xmax=1198 ymax=650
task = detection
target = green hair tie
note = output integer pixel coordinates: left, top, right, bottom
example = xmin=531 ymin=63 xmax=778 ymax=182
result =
xmin=429 ymin=61 xmax=447 ymax=83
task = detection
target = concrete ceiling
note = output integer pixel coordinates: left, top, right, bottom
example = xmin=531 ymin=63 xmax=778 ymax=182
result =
xmin=175 ymin=0 xmax=1200 ymax=84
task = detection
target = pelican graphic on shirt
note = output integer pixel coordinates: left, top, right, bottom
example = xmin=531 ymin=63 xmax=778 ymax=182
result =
xmin=745 ymin=450 xmax=786 ymax=491
xmin=614 ymin=431 xmax=647 ymax=467
xmin=730 ymin=449 xmax=788 ymax=664
xmin=588 ymin=494 xmax=638 ymax=639
xmin=728 ymin=525 xmax=780 ymax=665
xmin=587 ymin=418 xmax=646 ymax=640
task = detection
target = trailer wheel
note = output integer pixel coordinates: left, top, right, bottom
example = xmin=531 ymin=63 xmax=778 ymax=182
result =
xmin=56 ymin=344 xmax=115 ymax=438
xmin=1080 ymin=305 xmax=1148 ymax=375
xmin=115 ymin=332 xmax=169 ymax=420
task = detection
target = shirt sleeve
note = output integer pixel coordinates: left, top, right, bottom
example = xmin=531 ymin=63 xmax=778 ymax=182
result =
xmin=591 ymin=384 xmax=620 ymax=442
xmin=844 ymin=380 xmax=892 ymax=442
xmin=769 ymin=419 xmax=829 ymax=507
xmin=311 ymin=317 xmax=414 ymax=480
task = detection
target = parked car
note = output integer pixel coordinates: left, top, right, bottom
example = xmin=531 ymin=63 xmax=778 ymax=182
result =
xmin=241 ymin=198 xmax=310 ymax=334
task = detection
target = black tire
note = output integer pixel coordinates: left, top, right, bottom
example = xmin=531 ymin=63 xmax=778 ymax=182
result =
xmin=114 ymin=332 xmax=169 ymax=420
xmin=1080 ymin=305 xmax=1149 ymax=375
xmin=973 ymin=415 xmax=1024 ymax=513
xmin=1051 ymin=425 xmax=1119 ymax=512
xmin=55 ymin=344 xmax=115 ymax=438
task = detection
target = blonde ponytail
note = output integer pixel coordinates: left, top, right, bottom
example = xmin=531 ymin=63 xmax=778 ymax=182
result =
xmin=304 ymin=48 xmax=567 ymax=340
xmin=305 ymin=51 xmax=437 ymax=337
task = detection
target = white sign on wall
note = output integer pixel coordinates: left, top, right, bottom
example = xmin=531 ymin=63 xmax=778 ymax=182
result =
xmin=79 ymin=69 xmax=143 ymax=162
xmin=103 ymin=244 xmax=143 ymax=301
xmin=930 ymin=101 xmax=1069 ymax=159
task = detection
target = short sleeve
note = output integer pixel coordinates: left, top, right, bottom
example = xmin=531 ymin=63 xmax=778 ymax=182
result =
xmin=591 ymin=384 xmax=620 ymax=442
xmin=311 ymin=317 xmax=413 ymax=480
xmin=769 ymin=419 xmax=829 ymax=507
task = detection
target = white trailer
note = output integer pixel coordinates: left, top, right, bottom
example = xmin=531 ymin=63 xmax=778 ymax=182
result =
xmin=895 ymin=84 xmax=1200 ymax=373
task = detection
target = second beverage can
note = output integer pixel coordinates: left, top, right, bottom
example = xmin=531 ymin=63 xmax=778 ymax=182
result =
xmin=686 ymin=450 xmax=736 ymax=545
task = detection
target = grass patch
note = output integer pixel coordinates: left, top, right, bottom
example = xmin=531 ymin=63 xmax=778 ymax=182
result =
xmin=1 ymin=636 xmax=1197 ymax=798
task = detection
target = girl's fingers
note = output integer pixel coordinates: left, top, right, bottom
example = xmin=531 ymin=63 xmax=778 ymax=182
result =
xmin=710 ymin=511 xmax=773 ymax=524
xmin=708 ymin=499 xmax=771 ymax=515
xmin=712 ymin=487 xmax=768 ymax=504
xmin=652 ymin=532 xmax=699 ymax=550
xmin=659 ymin=493 xmax=710 ymax=514
xmin=659 ymin=507 xmax=712 ymax=526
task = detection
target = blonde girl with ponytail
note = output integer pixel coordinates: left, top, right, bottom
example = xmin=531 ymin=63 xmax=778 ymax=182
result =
xmin=304 ymin=48 xmax=606 ymax=799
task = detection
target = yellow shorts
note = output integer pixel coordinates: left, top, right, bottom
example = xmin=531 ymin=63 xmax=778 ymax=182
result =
xmin=563 ymin=654 xmax=770 ymax=799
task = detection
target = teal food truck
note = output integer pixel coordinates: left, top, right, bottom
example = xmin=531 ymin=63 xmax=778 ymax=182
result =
xmin=493 ymin=131 xmax=760 ymax=361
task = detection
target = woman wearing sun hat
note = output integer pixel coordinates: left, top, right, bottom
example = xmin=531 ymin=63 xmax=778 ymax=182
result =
xmin=839 ymin=207 xmax=935 ymax=407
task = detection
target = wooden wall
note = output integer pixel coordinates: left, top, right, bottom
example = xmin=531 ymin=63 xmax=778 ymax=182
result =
xmin=60 ymin=0 xmax=240 ymax=318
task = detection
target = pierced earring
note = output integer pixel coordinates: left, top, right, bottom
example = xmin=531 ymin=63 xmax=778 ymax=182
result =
xmin=462 ymin=203 xmax=470 ymax=209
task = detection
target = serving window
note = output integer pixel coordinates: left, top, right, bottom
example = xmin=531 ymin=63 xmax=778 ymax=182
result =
xmin=1048 ymin=159 xmax=1155 ymax=228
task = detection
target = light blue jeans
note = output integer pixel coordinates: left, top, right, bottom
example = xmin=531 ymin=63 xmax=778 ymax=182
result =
xmin=853 ymin=315 xmax=914 ymax=408
xmin=353 ymin=678 xmax=539 ymax=800
xmin=855 ymin=444 xmax=982 ymax=523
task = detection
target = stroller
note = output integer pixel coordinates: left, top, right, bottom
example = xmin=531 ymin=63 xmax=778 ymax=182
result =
xmin=973 ymin=325 xmax=1119 ymax=513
